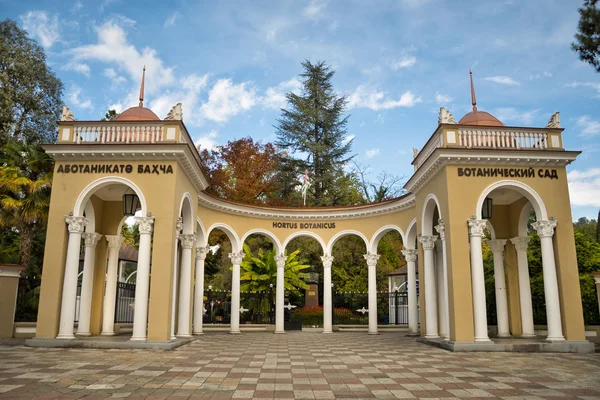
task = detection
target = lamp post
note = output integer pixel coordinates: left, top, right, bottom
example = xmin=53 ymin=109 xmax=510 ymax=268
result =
xmin=482 ymin=197 xmax=493 ymax=220
xmin=122 ymin=188 xmax=140 ymax=216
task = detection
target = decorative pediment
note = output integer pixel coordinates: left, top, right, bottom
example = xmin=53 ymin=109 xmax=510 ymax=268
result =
xmin=61 ymin=105 xmax=75 ymax=121
xmin=546 ymin=112 xmax=560 ymax=128
xmin=438 ymin=107 xmax=456 ymax=124
xmin=165 ymin=103 xmax=183 ymax=121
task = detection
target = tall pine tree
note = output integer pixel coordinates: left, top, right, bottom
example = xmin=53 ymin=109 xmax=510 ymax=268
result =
xmin=275 ymin=60 xmax=356 ymax=206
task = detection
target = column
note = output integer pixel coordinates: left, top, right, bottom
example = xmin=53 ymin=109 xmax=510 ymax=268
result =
xmin=434 ymin=239 xmax=447 ymax=339
xmin=229 ymin=251 xmax=243 ymax=334
xmin=510 ymin=236 xmax=535 ymax=337
xmin=531 ymin=220 xmax=564 ymax=341
xmin=488 ymin=239 xmax=510 ymax=337
xmin=130 ymin=216 xmax=154 ymax=341
xmin=57 ymin=216 xmax=87 ymax=339
xmin=177 ymin=234 xmax=195 ymax=337
xmin=77 ymin=232 xmax=102 ymax=336
xmin=274 ymin=254 xmax=286 ymax=334
xmin=101 ymin=235 xmax=123 ymax=335
xmin=364 ymin=253 xmax=380 ymax=334
xmin=468 ymin=217 xmax=490 ymax=342
xmin=402 ymin=249 xmax=418 ymax=335
xmin=419 ymin=235 xmax=438 ymax=338
xmin=321 ymin=254 xmax=333 ymax=334
xmin=435 ymin=219 xmax=450 ymax=341
xmin=193 ymin=246 xmax=208 ymax=335
xmin=171 ymin=217 xmax=183 ymax=340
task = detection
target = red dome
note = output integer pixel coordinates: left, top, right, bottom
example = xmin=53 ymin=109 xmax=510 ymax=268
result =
xmin=458 ymin=110 xmax=504 ymax=127
xmin=114 ymin=106 xmax=160 ymax=121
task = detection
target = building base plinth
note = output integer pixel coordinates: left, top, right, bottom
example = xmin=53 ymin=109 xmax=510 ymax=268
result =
xmin=417 ymin=337 xmax=594 ymax=353
xmin=25 ymin=336 xmax=194 ymax=350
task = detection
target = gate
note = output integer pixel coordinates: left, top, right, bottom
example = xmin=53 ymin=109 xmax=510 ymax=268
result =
xmin=332 ymin=291 xmax=416 ymax=325
xmin=114 ymin=282 xmax=136 ymax=323
xmin=203 ymin=288 xmax=275 ymax=325
xmin=284 ymin=290 xmax=304 ymax=330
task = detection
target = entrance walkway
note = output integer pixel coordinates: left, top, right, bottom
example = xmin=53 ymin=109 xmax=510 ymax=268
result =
xmin=1 ymin=332 xmax=599 ymax=399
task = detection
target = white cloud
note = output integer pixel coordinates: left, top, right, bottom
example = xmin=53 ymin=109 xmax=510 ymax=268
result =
xmin=262 ymin=77 xmax=301 ymax=109
xmin=200 ymin=79 xmax=257 ymax=122
xmin=493 ymin=108 xmax=540 ymax=125
xmin=484 ymin=76 xmax=520 ymax=85
xmin=348 ymin=85 xmax=422 ymax=110
xmin=107 ymin=102 xmax=125 ymax=113
xmin=304 ymin=0 xmax=327 ymax=19
xmin=20 ymin=11 xmax=60 ymax=48
xmin=529 ymin=71 xmax=552 ymax=80
xmin=67 ymin=85 xmax=93 ymax=110
xmin=576 ymin=115 xmax=600 ymax=137
xmin=195 ymin=130 xmax=219 ymax=151
xmin=62 ymin=60 xmax=91 ymax=77
xmin=365 ymin=148 xmax=380 ymax=159
xmin=150 ymin=73 xmax=209 ymax=121
xmin=104 ymin=68 xmax=127 ymax=86
xmin=73 ymin=1 xmax=83 ymax=11
xmin=342 ymin=135 xmax=355 ymax=145
xmin=435 ymin=92 xmax=452 ymax=104
xmin=389 ymin=56 xmax=417 ymax=70
xmin=567 ymin=168 xmax=600 ymax=206
xmin=164 ymin=12 xmax=178 ymax=28
xmin=567 ymin=81 xmax=600 ymax=96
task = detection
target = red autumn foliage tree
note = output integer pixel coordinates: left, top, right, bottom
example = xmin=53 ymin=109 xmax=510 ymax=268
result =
xmin=199 ymin=137 xmax=285 ymax=205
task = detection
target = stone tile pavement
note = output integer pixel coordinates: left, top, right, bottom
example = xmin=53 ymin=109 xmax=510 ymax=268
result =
xmin=0 ymin=332 xmax=599 ymax=399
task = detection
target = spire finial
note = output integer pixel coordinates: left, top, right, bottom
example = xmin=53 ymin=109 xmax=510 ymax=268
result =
xmin=470 ymin=68 xmax=477 ymax=112
xmin=139 ymin=65 xmax=146 ymax=107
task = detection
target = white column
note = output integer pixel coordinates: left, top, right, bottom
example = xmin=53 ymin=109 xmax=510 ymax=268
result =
xmin=130 ymin=216 xmax=154 ymax=341
xmin=177 ymin=234 xmax=195 ymax=337
xmin=365 ymin=253 xmax=380 ymax=334
xmin=101 ymin=235 xmax=123 ymax=336
xmin=435 ymin=220 xmax=450 ymax=341
xmin=57 ymin=216 xmax=88 ymax=339
xmin=419 ymin=235 xmax=438 ymax=338
xmin=229 ymin=251 xmax=243 ymax=334
xmin=171 ymin=218 xmax=183 ymax=340
xmin=434 ymin=240 xmax=447 ymax=339
xmin=77 ymin=232 xmax=102 ymax=336
xmin=193 ymin=246 xmax=208 ymax=335
xmin=488 ymin=239 xmax=510 ymax=337
xmin=532 ymin=220 xmax=564 ymax=341
xmin=321 ymin=254 xmax=333 ymax=334
xmin=468 ymin=217 xmax=490 ymax=342
xmin=510 ymin=236 xmax=535 ymax=337
xmin=402 ymin=249 xmax=418 ymax=334
xmin=274 ymin=254 xmax=286 ymax=334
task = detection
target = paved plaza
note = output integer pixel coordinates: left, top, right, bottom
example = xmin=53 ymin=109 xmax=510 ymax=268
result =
xmin=0 ymin=332 xmax=599 ymax=399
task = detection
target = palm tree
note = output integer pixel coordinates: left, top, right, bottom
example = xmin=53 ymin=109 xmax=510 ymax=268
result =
xmin=0 ymin=141 xmax=53 ymax=271
xmin=239 ymin=243 xmax=310 ymax=316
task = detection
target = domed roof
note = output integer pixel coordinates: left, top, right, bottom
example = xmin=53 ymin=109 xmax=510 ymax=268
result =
xmin=458 ymin=110 xmax=504 ymax=126
xmin=457 ymin=69 xmax=504 ymax=127
xmin=114 ymin=106 xmax=160 ymax=121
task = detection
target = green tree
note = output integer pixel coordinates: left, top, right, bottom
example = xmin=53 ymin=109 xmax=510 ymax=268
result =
xmin=102 ymin=109 xmax=118 ymax=121
xmin=572 ymin=0 xmax=600 ymax=73
xmin=0 ymin=140 xmax=53 ymax=272
xmin=574 ymin=216 xmax=598 ymax=243
xmin=275 ymin=60 xmax=355 ymax=206
xmin=0 ymin=19 xmax=63 ymax=145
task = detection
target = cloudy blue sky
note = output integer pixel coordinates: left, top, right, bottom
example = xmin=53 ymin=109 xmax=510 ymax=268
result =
xmin=4 ymin=0 xmax=600 ymax=219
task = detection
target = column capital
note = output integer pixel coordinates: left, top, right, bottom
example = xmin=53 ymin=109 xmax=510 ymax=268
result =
xmin=274 ymin=254 xmax=287 ymax=268
xmin=468 ymin=216 xmax=486 ymax=237
xmin=419 ymin=234 xmax=438 ymax=251
xmin=321 ymin=254 xmax=334 ymax=268
xmin=82 ymin=232 xmax=102 ymax=248
xmin=65 ymin=215 xmax=87 ymax=233
xmin=105 ymin=235 xmax=124 ymax=249
xmin=196 ymin=246 xmax=209 ymax=260
xmin=402 ymin=248 xmax=418 ymax=262
xmin=136 ymin=216 xmax=154 ymax=234
xmin=175 ymin=217 xmax=184 ymax=238
xmin=434 ymin=218 xmax=445 ymax=241
xmin=510 ymin=236 xmax=530 ymax=251
xmin=363 ymin=252 xmax=380 ymax=266
xmin=179 ymin=233 xmax=196 ymax=249
xmin=532 ymin=219 xmax=557 ymax=238
xmin=228 ymin=251 xmax=244 ymax=265
xmin=487 ymin=239 xmax=507 ymax=253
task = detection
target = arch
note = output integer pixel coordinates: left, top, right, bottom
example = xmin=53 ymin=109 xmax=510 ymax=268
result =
xmin=421 ymin=194 xmax=442 ymax=236
xmin=518 ymin=202 xmax=534 ymax=237
xmin=74 ymin=176 xmax=147 ymax=217
xmin=178 ymin=193 xmax=194 ymax=234
xmin=240 ymin=229 xmax=282 ymax=254
xmin=83 ymin=200 xmax=96 ymax=232
xmin=369 ymin=225 xmax=405 ymax=254
xmin=326 ymin=229 xmax=369 ymax=255
xmin=282 ymin=231 xmax=327 ymax=254
xmin=196 ymin=217 xmax=207 ymax=246
xmin=205 ymin=223 xmax=242 ymax=252
xmin=476 ymin=180 xmax=547 ymax=221
xmin=485 ymin=220 xmax=497 ymax=239
xmin=405 ymin=218 xmax=418 ymax=249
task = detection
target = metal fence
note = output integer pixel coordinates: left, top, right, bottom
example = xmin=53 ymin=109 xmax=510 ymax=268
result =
xmin=203 ymin=289 xmax=275 ymax=325
xmin=114 ymin=282 xmax=136 ymax=323
xmin=14 ymin=278 xmax=39 ymax=322
xmin=332 ymin=291 xmax=414 ymax=325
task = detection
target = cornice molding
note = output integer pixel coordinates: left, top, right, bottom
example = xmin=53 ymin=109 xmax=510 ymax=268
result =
xmin=43 ymin=143 xmax=209 ymax=193
xmin=405 ymin=148 xmax=580 ymax=193
xmin=197 ymin=192 xmax=416 ymax=220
